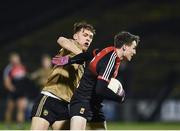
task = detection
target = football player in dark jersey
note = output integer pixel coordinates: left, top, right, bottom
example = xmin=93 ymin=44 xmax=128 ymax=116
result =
xmin=53 ymin=31 xmax=140 ymax=130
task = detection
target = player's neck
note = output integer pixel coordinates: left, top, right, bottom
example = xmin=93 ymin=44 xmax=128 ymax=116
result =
xmin=116 ymin=48 xmax=124 ymax=60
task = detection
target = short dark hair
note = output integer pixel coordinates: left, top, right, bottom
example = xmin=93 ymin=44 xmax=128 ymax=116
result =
xmin=114 ymin=31 xmax=140 ymax=48
xmin=73 ymin=21 xmax=96 ymax=35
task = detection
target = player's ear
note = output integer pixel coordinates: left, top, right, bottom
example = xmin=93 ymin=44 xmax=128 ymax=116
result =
xmin=122 ymin=45 xmax=126 ymax=51
xmin=73 ymin=33 xmax=77 ymax=40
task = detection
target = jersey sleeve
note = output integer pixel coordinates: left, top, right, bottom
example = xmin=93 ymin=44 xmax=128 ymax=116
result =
xmin=69 ymin=49 xmax=100 ymax=65
xmin=3 ymin=65 xmax=11 ymax=80
xmin=97 ymin=52 xmax=117 ymax=82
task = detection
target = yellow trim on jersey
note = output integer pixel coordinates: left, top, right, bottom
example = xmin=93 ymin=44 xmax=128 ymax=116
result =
xmin=35 ymin=95 xmax=48 ymax=117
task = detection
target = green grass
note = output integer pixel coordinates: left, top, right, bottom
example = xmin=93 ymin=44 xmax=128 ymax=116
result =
xmin=107 ymin=122 xmax=180 ymax=130
xmin=0 ymin=121 xmax=180 ymax=130
xmin=0 ymin=122 xmax=30 ymax=130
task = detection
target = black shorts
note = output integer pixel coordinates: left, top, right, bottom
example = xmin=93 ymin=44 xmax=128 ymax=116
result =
xmin=8 ymin=78 xmax=29 ymax=100
xmin=8 ymin=89 xmax=26 ymax=100
xmin=70 ymin=96 xmax=105 ymax=122
xmin=31 ymin=94 xmax=70 ymax=125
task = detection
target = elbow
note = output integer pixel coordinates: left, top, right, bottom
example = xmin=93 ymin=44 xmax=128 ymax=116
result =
xmin=96 ymin=87 xmax=101 ymax=95
xmin=96 ymin=86 xmax=105 ymax=98
xmin=95 ymin=80 xmax=108 ymax=96
xmin=57 ymin=36 xmax=66 ymax=46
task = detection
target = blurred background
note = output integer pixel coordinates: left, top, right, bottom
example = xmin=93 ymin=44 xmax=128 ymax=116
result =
xmin=0 ymin=0 xmax=180 ymax=129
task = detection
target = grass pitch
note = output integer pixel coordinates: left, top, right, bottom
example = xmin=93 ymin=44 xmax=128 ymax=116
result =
xmin=107 ymin=122 xmax=180 ymax=130
xmin=0 ymin=121 xmax=179 ymax=130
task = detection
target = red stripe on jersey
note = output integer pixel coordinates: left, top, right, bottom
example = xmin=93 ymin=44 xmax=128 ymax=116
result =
xmin=113 ymin=54 xmax=121 ymax=78
xmin=89 ymin=46 xmax=115 ymax=75
xmin=97 ymin=76 xmax=110 ymax=83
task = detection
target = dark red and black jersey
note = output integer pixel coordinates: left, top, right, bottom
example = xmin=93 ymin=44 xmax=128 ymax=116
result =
xmin=73 ymin=46 xmax=121 ymax=102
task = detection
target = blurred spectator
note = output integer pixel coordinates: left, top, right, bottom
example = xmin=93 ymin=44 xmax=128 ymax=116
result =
xmin=3 ymin=52 xmax=28 ymax=127
xmin=30 ymin=54 xmax=52 ymax=88
xmin=24 ymin=54 xmax=52 ymax=122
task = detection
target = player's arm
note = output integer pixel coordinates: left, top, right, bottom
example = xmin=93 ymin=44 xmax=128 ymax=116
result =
xmin=30 ymin=70 xmax=40 ymax=80
xmin=95 ymin=79 xmax=125 ymax=103
xmin=68 ymin=51 xmax=92 ymax=64
xmin=70 ymin=49 xmax=99 ymax=64
xmin=52 ymin=49 xmax=99 ymax=66
xmin=93 ymin=54 xmax=125 ymax=103
xmin=57 ymin=36 xmax=82 ymax=55
xmin=3 ymin=76 xmax=15 ymax=92
xmin=3 ymin=67 xmax=15 ymax=92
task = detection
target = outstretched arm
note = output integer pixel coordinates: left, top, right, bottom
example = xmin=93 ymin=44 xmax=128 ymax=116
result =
xmin=52 ymin=49 xmax=99 ymax=66
xmin=69 ymin=51 xmax=94 ymax=64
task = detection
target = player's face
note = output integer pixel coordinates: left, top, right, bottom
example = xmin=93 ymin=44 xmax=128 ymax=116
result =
xmin=74 ymin=28 xmax=94 ymax=51
xmin=42 ymin=56 xmax=51 ymax=68
xmin=123 ymin=40 xmax=137 ymax=61
xmin=10 ymin=54 xmax=21 ymax=65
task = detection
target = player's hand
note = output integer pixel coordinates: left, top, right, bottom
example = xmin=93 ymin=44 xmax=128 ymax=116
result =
xmin=8 ymin=85 xmax=16 ymax=92
xmin=108 ymin=78 xmax=125 ymax=101
xmin=52 ymin=55 xmax=69 ymax=66
xmin=117 ymin=88 xmax=125 ymax=102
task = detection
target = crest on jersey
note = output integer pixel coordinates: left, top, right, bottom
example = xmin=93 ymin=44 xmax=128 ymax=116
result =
xmin=80 ymin=108 xmax=85 ymax=114
xmin=43 ymin=109 xmax=49 ymax=116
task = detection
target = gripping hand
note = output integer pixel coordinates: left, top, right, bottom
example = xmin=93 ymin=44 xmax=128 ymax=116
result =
xmin=52 ymin=55 xmax=69 ymax=66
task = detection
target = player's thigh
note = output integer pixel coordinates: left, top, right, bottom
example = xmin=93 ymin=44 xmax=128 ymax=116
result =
xmin=32 ymin=94 xmax=70 ymax=127
xmin=70 ymin=100 xmax=91 ymax=120
xmin=30 ymin=116 xmax=50 ymax=130
xmin=70 ymin=116 xmax=87 ymax=130
xmin=31 ymin=95 xmax=55 ymax=125
xmin=16 ymin=97 xmax=28 ymax=110
xmin=52 ymin=120 xmax=70 ymax=130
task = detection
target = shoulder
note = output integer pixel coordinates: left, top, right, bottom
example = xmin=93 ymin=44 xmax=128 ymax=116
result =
xmin=3 ymin=64 xmax=12 ymax=78
xmin=96 ymin=47 xmax=116 ymax=62
xmin=4 ymin=64 xmax=12 ymax=72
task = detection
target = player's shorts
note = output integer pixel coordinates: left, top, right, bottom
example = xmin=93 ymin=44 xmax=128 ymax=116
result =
xmin=31 ymin=94 xmax=70 ymax=125
xmin=8 ymin=90 xmax=25 ymax=100
xmin=8 ymin=78 xmax=28 ymax=100
xmin=70 ymin=96 xmax=105 ymax=122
